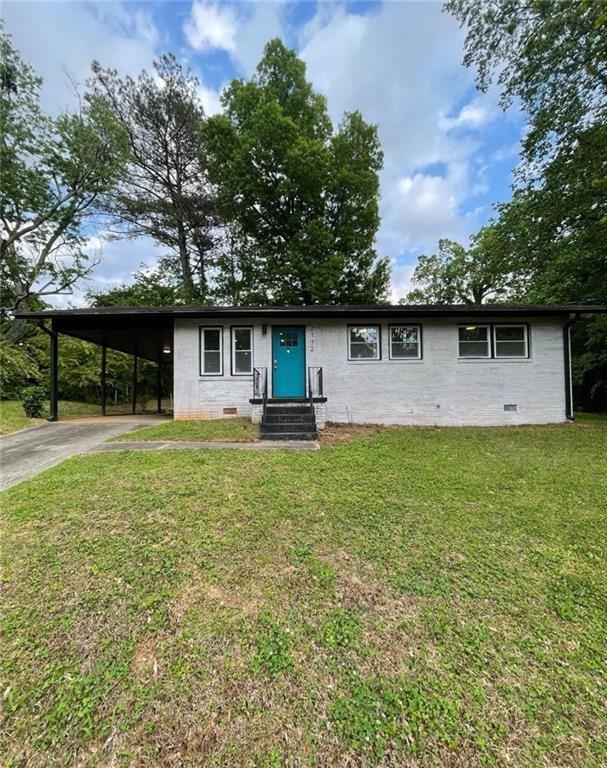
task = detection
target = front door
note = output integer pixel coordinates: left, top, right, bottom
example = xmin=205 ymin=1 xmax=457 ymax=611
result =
xmin=272 ymin=326 xmax=305 ymax=398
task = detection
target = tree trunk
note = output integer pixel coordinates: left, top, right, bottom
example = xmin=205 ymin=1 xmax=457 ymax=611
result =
xmin=177 ymin=222 xmax=195 ymax=303
xmin=5 ymin=319 xmax=27 ymax=344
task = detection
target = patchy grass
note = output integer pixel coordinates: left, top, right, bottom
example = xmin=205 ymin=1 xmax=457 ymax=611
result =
xmin=111 ymin=417 xmax=259 ymax=442
xmin=1 ymin=419 xmax=606 ymax=767
xmin=0 ymin=400 xmax=103 ymax=435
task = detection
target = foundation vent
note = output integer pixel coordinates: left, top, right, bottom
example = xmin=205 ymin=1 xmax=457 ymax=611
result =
xmin=504 ymin=404 xmax=518 ymax=412
xmin=223 ymin=407 xmax=238 ymax=415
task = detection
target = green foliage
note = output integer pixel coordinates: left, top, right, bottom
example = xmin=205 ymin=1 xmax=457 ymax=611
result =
xmin=251 ymin=612 xmax=293 ymax=676
xmin=439 ymin=1 xmax=607 ymax=410
xmin=0 ymin=26 xmax=129 ymax=342
xmin=490 ymin=123 xmax=607 ymax=307
xmin=2 ymin=420 xmax=607 ymax=764
xmin=330 ymin=675 xmax=462 ymax=757
xmin=87 ymin=262 xmax=186 ymax=307
xmin=0 ymin=339 xmax=39 ymax=397
xmin=91 ymin=54 xmax=218 ymax=303
xmin=21 ymin=385 xmax=45 ymax=418
xmin=203 ymin=39 xmax=389 ymax=305
xmin=403 ymin=228 xmax=525 ymax=305
xmin=111 ymin=418 xmax=258 ymax=442
xmin=320 ymin=609 xmax=361 ymax=650
xmin=445 ymin=0 xmax=607 ymax=168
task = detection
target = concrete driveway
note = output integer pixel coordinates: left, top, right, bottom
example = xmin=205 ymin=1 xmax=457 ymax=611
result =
xmin=0 ymin=417 xmax=166 ymax=491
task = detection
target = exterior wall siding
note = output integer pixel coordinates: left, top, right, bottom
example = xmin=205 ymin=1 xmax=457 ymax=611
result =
xmin=173 ymin=316 xmax=568 ymax=426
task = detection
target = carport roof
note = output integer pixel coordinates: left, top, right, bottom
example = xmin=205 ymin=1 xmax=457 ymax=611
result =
xmin=16 ymin=303 xmax=605 ymax=363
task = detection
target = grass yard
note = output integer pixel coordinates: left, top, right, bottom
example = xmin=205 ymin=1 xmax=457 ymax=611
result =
xmin=0 ymin=400 xmax=103 ymax=435
xmin=1 ymin=419 xmax=606 ymax=767
xmin=111 ymin=417 xmax=259 ymax=442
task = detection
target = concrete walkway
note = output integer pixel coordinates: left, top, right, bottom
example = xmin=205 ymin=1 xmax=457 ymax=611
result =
xmin=91 ymin=440 xmax=320 ymax=453
xmin=0 ymin=417 xmax=163 ymax=491
xmin=0 ymin=417 xmax=319 ymax=491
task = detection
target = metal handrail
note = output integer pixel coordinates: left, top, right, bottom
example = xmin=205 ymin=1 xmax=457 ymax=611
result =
xmin=253 ymin=368 xmax=268 ymax=399
xmin=253 ymin=367 xmax=268 ymax=402
xmin=307 ymin=366 xmax=323 ymax=401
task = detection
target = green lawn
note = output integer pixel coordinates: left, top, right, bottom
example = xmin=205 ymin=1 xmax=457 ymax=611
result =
xmin=111 ymin=417 xmax=259 ymax=442
xmin=0 ymin=400 xmax=102 ymax=435
xmin=2 ymin=420 xmax=606 ymax=767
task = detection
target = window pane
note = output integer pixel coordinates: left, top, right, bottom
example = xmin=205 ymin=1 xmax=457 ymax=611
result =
xmin=495 ymin=326 xmax=525 ymax=342
xmin=350 ymin=342 xmax=378 ymax=359
xmin=204 ymin=350 xmax=221 ymax=373
xmin=349 ymin=326 xmax=378 ymax=358
xmin=204 ymin=329 xmax=220 ymax=351
xmin=496 ymin=341 xmax=526 ymax=357
xmin=392 ymin=342 xmax=419 ymax=358
xmin=391 ymin=326 xmax=419 ymax=357
xmin=391 ymin=326 xmax=418 ymax=344
xmin=459 ymin=341 xmax=489 ymax=357
xmin=459 ymin=326 xmax=488 ymax=343
xmin=234 ymin=328 xmax=251 ymax=351
xmin=235 ymin=350 xmax=252 ymax=373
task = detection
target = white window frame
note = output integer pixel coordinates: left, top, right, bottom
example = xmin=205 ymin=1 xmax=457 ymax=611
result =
xmin=347 ymin=325 xmax=381 ymax=361
xmin=493 ymin=324 xmax=529 ymax=359
xmin=231 ymin=326 xmax=253 ymax=376
xmin=388 ymin=324 xmax=422 ymax=360
xmin=458 ymin=324 xmax=491 ymax=359
xmin=200 ymin=326 xmax=223 ymax=376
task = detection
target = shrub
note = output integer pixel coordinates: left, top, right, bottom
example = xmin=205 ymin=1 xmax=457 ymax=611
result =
xmin=0 ymin=340 xmax=40 ymax=399
xmin=22 ymin=386 xmax=45 ymax=418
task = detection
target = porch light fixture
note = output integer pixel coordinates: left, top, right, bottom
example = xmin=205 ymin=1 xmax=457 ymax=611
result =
xmin=465 ymin=325 xmax=477 ymax=331
xmin=162 ymin=345 xmax=171 ymax=354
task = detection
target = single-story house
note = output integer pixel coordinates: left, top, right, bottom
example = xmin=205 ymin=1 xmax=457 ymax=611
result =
xmin=17 ymin=304 xmax=605 ymax=437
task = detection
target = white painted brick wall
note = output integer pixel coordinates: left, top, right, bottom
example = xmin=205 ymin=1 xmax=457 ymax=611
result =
xmin=173 ymin=316 xmax=568 ymax=426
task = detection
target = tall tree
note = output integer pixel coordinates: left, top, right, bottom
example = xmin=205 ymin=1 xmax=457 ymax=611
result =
xmin=0 ymin=27 xmax=128 ymax=342
xmin=202 ymin=39 xmax=389 ymax=305
xmin=445 ymin=0 xmax=607 ymax=170
xmin=91 ymin=55 xmax=218 ymax=303
xmin=87 ymin=260 xmax=186 ymax=307
xmin=403 ymin=226 xmax=525 ymax=305
xmin=443 ymin=0 xmax=607 ymax=409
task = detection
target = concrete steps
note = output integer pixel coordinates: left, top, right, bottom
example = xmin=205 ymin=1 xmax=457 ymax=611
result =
xmin=260 ymin=403 xmax=318 ymax=441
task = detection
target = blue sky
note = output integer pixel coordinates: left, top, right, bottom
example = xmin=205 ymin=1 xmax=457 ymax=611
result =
xmin=4 ymin=0 xmax=525 ymax=302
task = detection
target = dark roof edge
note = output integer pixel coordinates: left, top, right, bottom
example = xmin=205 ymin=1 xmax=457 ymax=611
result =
xmin=14 ymin=303 xmax=606 ymax=320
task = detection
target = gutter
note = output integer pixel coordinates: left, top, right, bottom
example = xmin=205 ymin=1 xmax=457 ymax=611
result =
xmin=563 ymin=313 xmax=579 ymax=421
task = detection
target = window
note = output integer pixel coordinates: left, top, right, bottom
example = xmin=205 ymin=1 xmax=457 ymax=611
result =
xmin=458 ymin=325 xmax=490 ymax=358
xmin=279 ymin=331 xmax=298 ymax=347
xmin=200 ymin=326 xmax=223 ymax=375
xmin=389 ymin=325 xmax=421 ymax=359
xmin=494 ymin=325 xmax=528 ymax=358
xmin=348 ymin=325 xmax=380 ymax=360
xmin=231 ymin=326 xmax=253 ymax=374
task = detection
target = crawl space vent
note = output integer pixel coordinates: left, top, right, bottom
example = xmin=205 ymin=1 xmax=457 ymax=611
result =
xmin=223 ymin=407 xmax=238 ymax=415
xmin=504 ymin=404 xmax=518 ymax=412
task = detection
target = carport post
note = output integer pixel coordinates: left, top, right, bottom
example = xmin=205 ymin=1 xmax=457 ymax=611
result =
xmin=132 ymin=354 xmax=138 ymax=415
xmin=49 ymin=320 xmax=58 ymax=422
xmin=101 ymin=344 xmax=107 ymax=417
xmin=156 ymin=361 xmax=162 ymax=414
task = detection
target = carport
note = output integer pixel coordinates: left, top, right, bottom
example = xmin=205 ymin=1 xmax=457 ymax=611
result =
xmin=16 ymin=308 xmax=174 ymax=421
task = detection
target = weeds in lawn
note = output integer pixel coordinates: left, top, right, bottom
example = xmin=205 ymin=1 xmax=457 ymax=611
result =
xmin=1 ymin=419 xmax=606 ymax=766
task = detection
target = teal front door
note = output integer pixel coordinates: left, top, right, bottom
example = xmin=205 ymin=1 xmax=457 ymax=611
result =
xmin=272 ymin=326 xmax=305 ymax=398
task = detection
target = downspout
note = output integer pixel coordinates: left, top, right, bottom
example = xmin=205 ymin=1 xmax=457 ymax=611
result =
xmin=563 ymin=313 xmax=579 ymax=421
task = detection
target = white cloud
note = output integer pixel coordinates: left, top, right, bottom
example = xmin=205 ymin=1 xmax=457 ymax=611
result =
xmin=298 ymin=3 xmax=510 ymax=297
xmin=230 ymin=2 xmax=285 ymax=75
xmin=184 ymin=2 xmax=238 ymax=53
xmin=439 ymin=101 xmax=493 ymax=131
xmin=197 ymin=83 xmax=223 ymax=116
xmin=3 ymin=1 xmax=160 ymax=114
xmin=390 ymin=262 xmax=415 ymax=303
